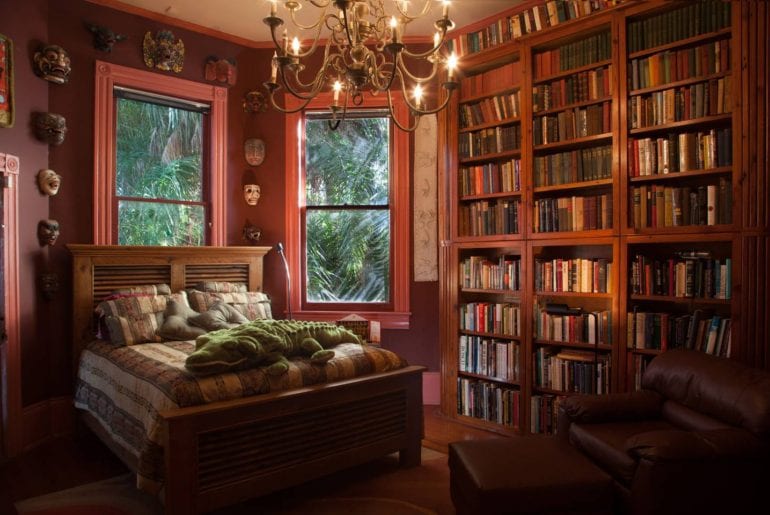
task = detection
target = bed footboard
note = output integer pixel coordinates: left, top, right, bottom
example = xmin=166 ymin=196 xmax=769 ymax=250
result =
xmin=161 ymin=365 xmax=424 ymax=515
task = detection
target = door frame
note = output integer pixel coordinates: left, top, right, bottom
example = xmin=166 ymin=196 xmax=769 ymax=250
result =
xmin=0 ymin=152 xmax=21 ymax=457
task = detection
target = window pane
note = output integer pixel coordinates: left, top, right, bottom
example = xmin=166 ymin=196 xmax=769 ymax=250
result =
xmin=118 ymin=200 xmax=204 ymax=246
xmin=305 ymin=116 xmax=389 ymax=206
xmin=116 ymin=98 xmax=203 ymax=201
xmin=306 ymin=209 xmax=390 ymax=303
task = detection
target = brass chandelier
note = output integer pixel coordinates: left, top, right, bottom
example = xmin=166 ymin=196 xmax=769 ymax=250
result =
xmin=263 ymin=0 xmax=458 ymax=131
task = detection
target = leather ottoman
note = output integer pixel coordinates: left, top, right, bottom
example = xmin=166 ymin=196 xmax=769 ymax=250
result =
xmin=449 ymin=437 xmax=613 ymax=515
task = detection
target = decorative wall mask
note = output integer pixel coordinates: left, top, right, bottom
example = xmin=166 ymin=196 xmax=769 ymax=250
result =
xmin=86 ymin=23 xmax=127 ymax=52
xmin=242 ymin=220 xmax=262 ymax=245
xmin=37 ymin=169 xmax=62 ymax=196
xmin=37 ymin=219 xmax=60 ymax=246
xmin=244 ymin=184 xmax=261 ymax=206
xmin=33 ymin=112 xmax=67 ymax=145
xmin=33 ymin=44 xmax=71 ymax=84
xmin=244 ymin=138 xmax=265 ymax=166
xmin=40 ymin=272 xmax=59 ymax=300
xmin=204 ymin=56 xmax=237 ymax=86
xmin=143 ymin=30 xmax=184 ymax=73
xmin=243 ymin=90 xmax=266 ymax=113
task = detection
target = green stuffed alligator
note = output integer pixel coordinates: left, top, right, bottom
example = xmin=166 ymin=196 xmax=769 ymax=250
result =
xmin=185 ymin=319 xmax=361 ymax=376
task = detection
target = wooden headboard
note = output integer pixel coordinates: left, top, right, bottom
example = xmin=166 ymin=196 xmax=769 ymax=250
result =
xmin=68 ymin=244 xmax=271 ymax=373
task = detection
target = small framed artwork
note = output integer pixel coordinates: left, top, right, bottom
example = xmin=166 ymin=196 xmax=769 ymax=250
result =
xmin=0 ymin=33 xmax=13 ymax=128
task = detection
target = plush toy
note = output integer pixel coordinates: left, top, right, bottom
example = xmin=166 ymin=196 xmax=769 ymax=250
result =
xmin=185 ymin=319 xmax=361 ymax=376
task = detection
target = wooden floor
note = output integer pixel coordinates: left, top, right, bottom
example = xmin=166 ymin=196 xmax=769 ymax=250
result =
xmin=0 ymin=405 xmax=503 ymax=514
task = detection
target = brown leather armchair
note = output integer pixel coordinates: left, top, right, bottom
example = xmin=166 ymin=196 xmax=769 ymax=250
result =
xmin=558 ymin=349 xmax=770 ymax=515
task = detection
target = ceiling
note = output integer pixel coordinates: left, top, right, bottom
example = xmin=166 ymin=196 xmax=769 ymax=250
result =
xmin=115 ymin=0 xmax=522 ymax=43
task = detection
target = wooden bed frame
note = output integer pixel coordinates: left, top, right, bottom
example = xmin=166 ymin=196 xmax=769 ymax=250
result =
xmin=69 ymin=244 xmax=424 ymax=515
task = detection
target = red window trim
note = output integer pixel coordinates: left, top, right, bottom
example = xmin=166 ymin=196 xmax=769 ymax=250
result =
xmin=284 ymin=92 xmax=411 ymax=329
xmin=93 ymin=61 xmax=227 ymax=245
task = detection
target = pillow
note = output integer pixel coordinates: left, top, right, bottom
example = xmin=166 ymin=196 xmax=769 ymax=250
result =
xmin=111 ymin=283 xmax=171 ymax=296
xmin=188 ymin=301 xmax=249 ymax=332
xmin=157 ymin=299 xmax=206 ymax=341
xmin=187 ymin=290 xmax=272 ymax=321
xmin=195 ymin=281 xmax=247 ymax=293
xmin=103 ymin=313 xmax=163 ymax=346
xmin=95 ymin=293 xmax=184 ymax=345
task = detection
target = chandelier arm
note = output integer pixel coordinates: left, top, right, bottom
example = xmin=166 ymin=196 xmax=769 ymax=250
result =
xmin=308 ymin=0 xmax=332 ymax=8
xmin=401 ymin=28 xmax=449 ymax=59
xmin=386 ymin=89 xmax=422 ymax=132
xmin=394 ymin=0 xmax=433 ymax=22
xmin=266 ymin=88 xmax=314 ymax=114
xmin=408 ymin=87 xmax=456 ymax=116
xmin=396 ymin=52 xmax=440 ymax=83
xmin=288 ymin=15 xmax=333 ymax=59
xmin=281 ymin=43 xmax=336 ymax=95
xmin=288 ymin=6 xmax=330 ymax=32
xmin=268 ymin=22 xmax=287 ymax=53
xmin=341 ymin=5 xmax=355 ymax=48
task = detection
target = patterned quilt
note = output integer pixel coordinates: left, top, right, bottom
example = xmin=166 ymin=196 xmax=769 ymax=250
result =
xmin=74 ymin=339 xmax=408 ymax=494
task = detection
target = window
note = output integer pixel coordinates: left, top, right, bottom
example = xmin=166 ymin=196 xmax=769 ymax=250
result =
xmin=285 ymin=93 xmax=410 ymax=328
xmin=94 ymin=61 xmax=227 ymax=245
xmin=115 ymin=92 xmax=207 ymax=245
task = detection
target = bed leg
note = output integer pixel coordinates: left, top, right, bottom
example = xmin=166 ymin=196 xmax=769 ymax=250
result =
xmin=399 ymin=442 xmax=422 ymax=467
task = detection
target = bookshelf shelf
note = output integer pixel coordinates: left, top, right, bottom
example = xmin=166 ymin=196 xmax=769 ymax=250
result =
xmin=629 ymin=294 xmax=730 ymax=305
xmin=629 ymin=71 xmax=731 ymax=97
xmin=455 ymin=234 xmax=524 ymax=244
xmin=533 ymin=132 xmax=612 ymax=152
xmin=530 ymin=229 xmax=615 ymax=240
xmin=460 ymin=191 xmax=522 ymax=201
xmin=628 ymin=166 xmax=732 ymax=183
xmin=458 ymin=370 xmax=521 ymax=387
xmin=461 ymin=288 xmax=522 ymax=297
xmin=627 ymin=27 xmax=731 ymax=60
xmin=459 ymin=329 xmax=521 ymax=341
xmin=459 ymin=149 xmax=521 ymax=165
xmin=533 ymin=59 xmax=613 ymax=84
xmin=534 ymin=339 xmax=613 ymax=351
xmin=534 ymin=178 xmax=613 ymax=194
xmin=460 ymin=116 xmax=522 ymax=133
xmin=628 ymin=225 xmax=735 ymax=236
xmin=629 ymin=114 xmax=732 ymax=136
xmin=534 ymin=95 xmax=613 ymax=116
xmin=535 ymin=291 xmax=614 ymax=299
xmin=460 ymin=85 xmax=520 ymax=105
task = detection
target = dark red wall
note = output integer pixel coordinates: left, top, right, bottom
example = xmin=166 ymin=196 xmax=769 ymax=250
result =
xmin=2 ymin=0 xmax=439 ymax=407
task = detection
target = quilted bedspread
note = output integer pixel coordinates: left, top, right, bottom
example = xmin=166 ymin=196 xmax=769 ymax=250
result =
xmin=74 ymin=339 xmax=408 ymax=493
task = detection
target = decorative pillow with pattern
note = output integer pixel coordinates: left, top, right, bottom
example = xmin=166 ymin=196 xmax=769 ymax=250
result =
xmin=95 ymin=293 xmax=184 ymax=345
xmin=195 ymin=281 xmax=247 ymax=293
xmin=111 ymin=283 xmax=172 ymax=296
xmin=187 ymin=290 xmax=272 ymax=321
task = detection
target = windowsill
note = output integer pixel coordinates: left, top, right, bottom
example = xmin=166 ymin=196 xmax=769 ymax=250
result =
xmin=287 ymin=310 xmax=411 ymax=330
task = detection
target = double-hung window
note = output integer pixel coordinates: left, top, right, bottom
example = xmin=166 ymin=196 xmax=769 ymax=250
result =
xmin=93 ymin=61 xmax=227 ymax=245
xmin=285 ymin=93 xmax=410 ymax=328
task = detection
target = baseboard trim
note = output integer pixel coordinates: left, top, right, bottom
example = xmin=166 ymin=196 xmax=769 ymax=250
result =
xmin=422 ymin=371 xmax=440 ymax=405
xmin=21 ymin=396 xmax=75 ymax=451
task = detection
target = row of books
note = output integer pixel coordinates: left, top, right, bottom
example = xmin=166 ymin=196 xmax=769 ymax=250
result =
xmin=534 ymin=257 xmax=613 ymax=294
xmin=447 ymin=1 xmax=625 ymax=58
xmin=533 ymin=102 xmax=611 ymax=145
xmin=458 ymin=336 xmax=521 ymax=382
xmin=628 ymin=128 xmax=732 ymax=176
xmin=456 ymin=378 xmax=520 ymax=429
xmin=534 ymin=306 xmax=612 ymax=345
xmin=630 ymin=181 xmax=732 ymax=229
xmin=530 ymin=394 xmax=561 ymax=434
xmin=459 ymin=159 xmax=521 ymax=196
xmin=533 ymin=193 xmax=613 ymax=233
xmin=460 ymin=90 xmax=521 ymax=129
xmin=628 ymin=39 xmax=730 ymax=91
xmin=626 ymin=310 xmax=731 ymax=358
xmin=627 ymin=355 xmax=652 ymax=392
xmin=461 ymin=255 xmax=522 ymax=291
xmin=460 ymin=302 xmax=522 ymax=337
xmin=627 ymin=0 xmax=731 ymax=54
xmin=630 ymin=254 xmax=731 ymax=299
xmin=459 ymin=61 xmax=521 ymax=99
xmin=628 ymin=78 xmax=732 ymax=129
xmin=534 ymin=145 xmax=612 ymax=187
xmin=459 ymin=199 xmax=520 ymax=237
xmin=534 ymin=348 xmax=612 ymax=394
xmin=534 ymin=31 xmax=611 ymax=78
xmin=458 ymin=124 xmax=521 ymax=159
xmin=532 ymin=65 xmax=611 ymax=112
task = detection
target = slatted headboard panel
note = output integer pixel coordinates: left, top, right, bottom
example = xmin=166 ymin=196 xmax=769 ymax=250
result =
xmin=68 ymin=244 xmax=271 ymax=375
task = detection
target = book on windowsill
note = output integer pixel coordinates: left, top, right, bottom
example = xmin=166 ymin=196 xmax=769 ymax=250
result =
xmin=337 ymin=314 xmax=381 ymax=344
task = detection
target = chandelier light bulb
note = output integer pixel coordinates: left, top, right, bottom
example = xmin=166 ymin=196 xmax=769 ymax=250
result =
xmin=271 ymin=52 xmax=278 ymax=82
xmin=333 ymin=80 xmax=343 ymax=106
xmin=390 ymin=16 xmax=399 ymax=43
xmin=433 ymin=32 xmax=440 ymax=49
xmin=442 ymin=0 xmax=450 ymax=18
xmin=413 ymin=84 xmax=423 ymax=108
xmin=447 ymin=52 xmax=458 ymax=81
xmin=269 ymin=0 xmax=277 ymax=17
xmin=291 ymin=37 xmax=300 ymax=56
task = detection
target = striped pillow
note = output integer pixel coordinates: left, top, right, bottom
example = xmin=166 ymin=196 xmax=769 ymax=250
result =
xmin=187 ymin=290 xmax=272 ymax=321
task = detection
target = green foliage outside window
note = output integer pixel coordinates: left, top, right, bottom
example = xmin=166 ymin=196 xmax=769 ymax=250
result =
xmin=115 ymin=97 xmax=205 ymax=245
xmin=305 ymin=114 xmax=391 ymax=303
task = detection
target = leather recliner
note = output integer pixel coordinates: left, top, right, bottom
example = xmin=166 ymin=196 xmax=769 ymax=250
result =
xmin=558 ymin=349 xmax=770 ymax=515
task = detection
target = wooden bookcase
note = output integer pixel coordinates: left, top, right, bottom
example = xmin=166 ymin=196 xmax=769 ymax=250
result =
xmin=439 ymin=0 xmax=742 ymax=435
